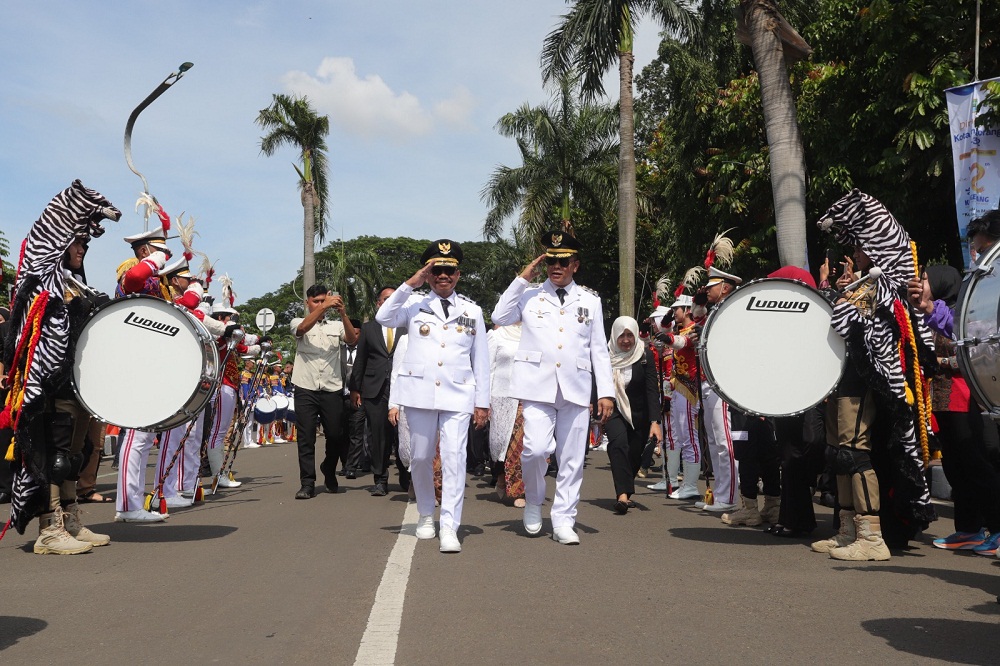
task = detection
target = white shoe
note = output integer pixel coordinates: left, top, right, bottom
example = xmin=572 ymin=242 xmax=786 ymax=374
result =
xmin=703 ymin=502 xmax=738 ymax=513
xmin=217 ymin=473 xmax=242 ymax=488
xmin=669 ymin=488 xmax=701 ymax=500
xmin=523 ymin=503 xmax=543 ymax=536
xmin=694 ymin=500 xmax=707 ymax=509
xmin=244 ymin=442 xmax=261 ymax=449
xmin=439 ymin=527 xmax=461 ymax=553
xmin=552 ymin=525 xmax=580 ymax=545
xmin=648 ymin=480 xmax=668 ymax=491
xmin=415 ymin=514 xmax=436 ymax=540
xmin=165 ymin=496 xmax=194 ymax=509
xmin=273 ymin=437 xmax=287 ymax=444
xmin=115 ymin=510 xmax=167 ymax=523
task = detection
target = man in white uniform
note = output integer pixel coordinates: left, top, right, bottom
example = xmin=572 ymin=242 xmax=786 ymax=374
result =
xmin=491 ymin=231 xmax=615 ymax=545
xmin=376 ymin=240 xmax=490 ymax=553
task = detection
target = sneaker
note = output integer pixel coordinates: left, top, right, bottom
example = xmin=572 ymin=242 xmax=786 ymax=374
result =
xmin=648 ymin=480 xmax=668 ymax=491
xmin=115 ymin=510 xmax=167 ymax=523
xmin=439 ymin=527 xmax=461 ymax=553
xmin=216 ymin=472 xmax=242 ymax=488
xmin=932 ymin=528 xmax=988 ymax=550
xmin=971 ymin=531 xmax=1000 ymax=556
xmin=552 ymin=525 xmax=580 ymax=545
xmin=703 ymin=502 xmax=738 ymax=513
xmin=415 ymin=515 xmax=436 ymax=540
xmin=523 ymin=503 xmax=543 ymax=535
xmin=164 ymin=496 xmax=194 ymax=509
xmin=694 ymin=500 xmax=707 ymax=509
xmin=243 ymin=442 xmax=261 ymax=449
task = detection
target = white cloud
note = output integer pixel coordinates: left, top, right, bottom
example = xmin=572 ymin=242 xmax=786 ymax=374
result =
xmin=281 ymin=57 xmax=475 ymax=140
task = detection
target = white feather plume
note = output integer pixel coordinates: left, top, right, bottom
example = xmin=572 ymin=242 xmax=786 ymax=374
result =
xmin=655 ymin=275 xmax=672 ymax=301
xmin=219 ymin=273 xmax=236 ymax=307
xmin=707 ymin=228 xmax=737 ymax=269
xmin=681 ymin=266 xmax=705 ymax=290
xmin=135 ymin=192 xmax=159 ymax=225
xmin=175 ymin=212 xmax=200 ymax=260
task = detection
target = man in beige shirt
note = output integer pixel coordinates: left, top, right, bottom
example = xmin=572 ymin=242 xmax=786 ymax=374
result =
xmin=289 ymin=284 xmax=358 ymax=499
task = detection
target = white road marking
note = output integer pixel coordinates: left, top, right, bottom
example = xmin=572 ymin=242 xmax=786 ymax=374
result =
xmin=353 ymin=501 xmax=419 ymax=666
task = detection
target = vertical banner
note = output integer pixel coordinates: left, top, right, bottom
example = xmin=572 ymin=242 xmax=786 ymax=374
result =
xmin=946 ymin=77 xmax=1000 ymax=266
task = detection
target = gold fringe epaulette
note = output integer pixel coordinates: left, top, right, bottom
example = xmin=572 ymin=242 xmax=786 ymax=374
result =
xmin=116 ymin=257 xmax=139 ymax=282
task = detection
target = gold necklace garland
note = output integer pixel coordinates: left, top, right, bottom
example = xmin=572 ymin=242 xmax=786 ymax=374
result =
xmin=900 ymin=240 xmax=931 ymax=468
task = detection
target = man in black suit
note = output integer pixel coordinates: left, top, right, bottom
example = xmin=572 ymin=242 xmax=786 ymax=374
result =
xmin=341 ymin=318 xmax=368 ymax=479
xmin=351 ymin=287 xmax=407 ymax=496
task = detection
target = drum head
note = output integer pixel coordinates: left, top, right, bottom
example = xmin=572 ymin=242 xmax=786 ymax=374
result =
xmin=956 ymin=243 xmax=1000 ymax=412
xmin=74 ymin=296 xmax=208 ymax=429
xmin=700 ymin=278 xmax=845 ymax=416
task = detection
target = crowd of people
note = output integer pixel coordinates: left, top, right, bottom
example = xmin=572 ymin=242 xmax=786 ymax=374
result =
xmin=2 ymin=181 xmax=1000 ymax=567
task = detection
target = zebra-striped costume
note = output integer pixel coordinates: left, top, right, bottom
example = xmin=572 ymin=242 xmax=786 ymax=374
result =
xmin=818 ymin=189 xmax=935 ymax=530
xmin=1 ymin=180 xmax=121 ymax=534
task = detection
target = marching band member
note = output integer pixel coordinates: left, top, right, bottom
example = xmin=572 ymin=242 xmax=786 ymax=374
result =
xmin=376 ymin=240 xmax=489 ymax=553
xmin=659 ymin=293 xmax=703 ymax=501
xmin=1 ymin=180 xmax=121 ymax=552
xmin=113 ymin=226 xmax=174 ymax=523
xmin=491 ymin=231 xmax=614 ymax=545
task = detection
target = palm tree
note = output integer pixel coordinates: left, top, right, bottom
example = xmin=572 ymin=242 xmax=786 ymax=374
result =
xmin=256 ymin=94 xmax=331 ymax=293
xmin=481 ymin=74 xmax=619 ymax=242
xmin=315 ymin=243 xmax=384 ymax=320
xmin=735 ymin=1 xmax=812 ymax=268
xmin=542 ymin=0 xmax=699 ymax=317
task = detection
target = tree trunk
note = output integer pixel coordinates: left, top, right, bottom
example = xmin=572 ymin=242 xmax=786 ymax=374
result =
xmin=618 ymin=51 xmax=637 ymax=318
xmin=745 ymin=1 xmax=808 ymax=268
xmin=302 ymin=181 xmax=316 ymax=295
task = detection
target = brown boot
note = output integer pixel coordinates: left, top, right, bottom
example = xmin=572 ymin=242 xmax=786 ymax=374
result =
xmin=721 ymin=495 xmax=762 ymax=526
xmin=63 ymin=502 xmax=111 ymax=547
xmin=811 ymin=510 xmax=856 ymax=553
xmin=34 ymin=508 xmax=94 ymax=555
xmin=829 ymin=514 xmax=891 ymax=561
xmin=759 ymin=495 xmax=780 ymax=524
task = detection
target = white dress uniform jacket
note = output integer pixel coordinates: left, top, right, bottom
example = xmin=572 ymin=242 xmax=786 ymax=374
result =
xmin=491 ymin=278 xmax=614 ymax=406
xmin=375 ymin=284 xmax=490 ymax=414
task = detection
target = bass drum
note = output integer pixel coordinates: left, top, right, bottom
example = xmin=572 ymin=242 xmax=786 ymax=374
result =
xmin=73 ymin=295 xmax=220 ymax=431
xmin=955 ymin=242 xmax=1000 ymax=416
xmin=699 ymin=278 xmax=846 ymax=416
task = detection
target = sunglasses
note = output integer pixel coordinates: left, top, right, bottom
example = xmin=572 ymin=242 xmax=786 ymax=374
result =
xmin=544 ymin=256 xmax=572 ymax=267
xmin=431 ymin=265 xmax=457 ymax=276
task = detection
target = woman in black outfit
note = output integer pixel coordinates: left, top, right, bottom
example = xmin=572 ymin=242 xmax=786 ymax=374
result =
xmin=604 ymin=316 xmax=662 ymax=514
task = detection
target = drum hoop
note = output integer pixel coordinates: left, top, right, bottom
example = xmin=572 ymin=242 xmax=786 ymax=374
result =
xmin=72 ymin=294 xmax=220 ymax=431
xmin=698 ymin=277 xmax=846 ymax=417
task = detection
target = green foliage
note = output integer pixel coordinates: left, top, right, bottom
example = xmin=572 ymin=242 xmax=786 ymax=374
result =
xmin=633 ymin=0 xmax=1000 ymax=311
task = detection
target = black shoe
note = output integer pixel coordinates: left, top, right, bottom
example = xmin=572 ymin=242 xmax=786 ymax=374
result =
xmin=613 ymin=500 xmax=629 ymax=515
xmin=473 ymin=463 xmax=485 ymax=477
xmin=345 ymin=470 xmax=357 ymax=480
xmin=336 ymin=468 xmax=346 ymax=477
xmin=295 ymin=486 xmax=315 ymax=500
xmin=370 ymin=483 xmax=388 ymax=497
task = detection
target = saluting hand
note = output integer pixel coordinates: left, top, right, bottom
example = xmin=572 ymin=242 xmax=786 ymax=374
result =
xmin=519 ymin=254 xmax=546 ymax=282
xmin=405 ymin=263 xmax=434 ymax=289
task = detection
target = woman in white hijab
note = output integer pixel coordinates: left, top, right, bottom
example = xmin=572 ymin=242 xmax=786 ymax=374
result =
xmin=605 ymin=316 xmax=662 ymax=514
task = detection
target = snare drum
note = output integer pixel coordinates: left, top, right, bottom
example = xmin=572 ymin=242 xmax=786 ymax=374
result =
xmin=285 ymin=396 xmax=296 ymax=424
xmin=956 ymin=243 xmax=1000 ymax=416
xmin=253 ymin=397 xmax=277 ymax=424
xmin=272 ymin=394 xmax=289 ymax=421
xmin=73 ymin=295 xmax=220 ymax=431
xmin=699 ymin=278 xmax=846 ymax=416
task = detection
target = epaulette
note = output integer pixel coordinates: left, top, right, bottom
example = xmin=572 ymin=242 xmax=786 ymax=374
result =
xmin=413 ymin=288 xmax=430 ymax=296
xmin=116 ymin=257 xmax=138 ymax=282
xmin=578 ymin=285 xmax=600 ymax=298
xmin=456 ymin=292 xmax=477 ymax=305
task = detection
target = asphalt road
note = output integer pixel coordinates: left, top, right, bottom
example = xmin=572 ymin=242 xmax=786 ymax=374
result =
xmin=2 ymin=440 xmax=998 ymax=665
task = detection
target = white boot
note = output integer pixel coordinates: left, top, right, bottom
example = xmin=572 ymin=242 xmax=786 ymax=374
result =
xmin=669 ymin=460 xmax=701 ymax=500
xmin=666 ymin=446 xmax=681 ymax=491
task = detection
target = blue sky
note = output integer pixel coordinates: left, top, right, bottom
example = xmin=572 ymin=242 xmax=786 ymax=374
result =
xmin=0 ymin=1 xmax=659 ymax=302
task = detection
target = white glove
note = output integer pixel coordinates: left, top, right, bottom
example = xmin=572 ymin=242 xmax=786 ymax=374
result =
xmin=185 ymin=281 xmax=205 ymax=299
xmin=245 ymin=344 xmax=262 ymax=357
xmin=243 ymin=333 xmax=260 ymax=345
xmin=144 ymin=251 xmax=167 ymax=270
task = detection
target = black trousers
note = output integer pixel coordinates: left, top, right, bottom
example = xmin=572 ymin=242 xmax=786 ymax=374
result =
xmin=294 ymin=386 xmax=345 ymax=488
xmin=775 ymin=408 xmax=826 ymax=532
xmin=344 ymin=396 xmax=368 ymax=472
xmin=364 ymin=382 xmax=396 ymax=485
xmin=606 ymin=415 xmax=645 ymax=498
xmin=936 ymin=409 xmax=1000 ymax=533
xmin=734 ymin=419 xmax=780 ymax=499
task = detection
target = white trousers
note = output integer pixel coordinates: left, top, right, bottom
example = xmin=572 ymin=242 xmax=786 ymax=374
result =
xmin=521 ymin=389 xmax=589 ymax=529
xmin=701 ymin=381 xmax=738 ymax=505
xmin=116 ymin=429 xmax=156 ymax=512
xmin=667 ymin=390 xmax=701 ymax=464
xmin=154 ymin=415 xmax=205 ymax=498
xmin=406 ymin=407 xmax=469 ymax=532
xmin=208 ymin=385 xmax=237 ymax=474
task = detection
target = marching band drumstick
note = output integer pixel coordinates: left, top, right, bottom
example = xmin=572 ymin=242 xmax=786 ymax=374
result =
xmin=842 ymin=266 xmax=883 ymax=292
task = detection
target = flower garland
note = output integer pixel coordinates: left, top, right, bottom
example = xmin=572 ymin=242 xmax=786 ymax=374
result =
xmin=1 ymin=291 xmax=50 ymax=461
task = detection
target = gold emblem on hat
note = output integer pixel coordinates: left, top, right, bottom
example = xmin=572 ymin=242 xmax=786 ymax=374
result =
xmin=438 ymin=241 xmax=451 ymax=255
xmin=551 ymin=233 xmax=563 ymax=247
xmin=419 ymin=324 xmax=430 ymax=336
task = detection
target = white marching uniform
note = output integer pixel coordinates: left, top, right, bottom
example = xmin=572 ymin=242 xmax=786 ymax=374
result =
xmin=491 ymin=278 xmax=614 ymax=529
xmin=116 ymin=429 xmax=157 ymax=513
xmin=375 ymin=284 xmax=490 ymax=531
xmin=701 ymin=382 xmax=740 ymax=506
xmin=154 ymin=416 xmax=205 ymax=499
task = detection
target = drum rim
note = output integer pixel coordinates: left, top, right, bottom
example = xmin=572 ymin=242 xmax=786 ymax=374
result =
xmin=697 ymin=277 xmax=846 ymax=417
xmin=72 ymin=294 xmax=220 ymax=431
xmin=955 ymin=250 xmax=1000 ymax=415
